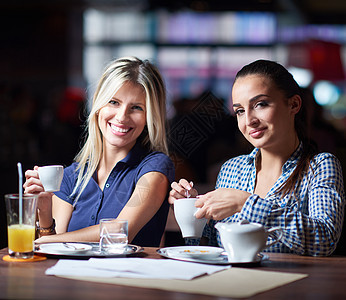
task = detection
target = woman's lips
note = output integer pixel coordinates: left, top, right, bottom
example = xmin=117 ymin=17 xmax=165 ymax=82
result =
xmin=249 ymin=128 xmax=265 ymax=138
xmin=110 ymin=123 xmax=131 ymax=134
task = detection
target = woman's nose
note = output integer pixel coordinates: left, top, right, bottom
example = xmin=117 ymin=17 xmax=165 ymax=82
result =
xmin=245 ymin=111 xmax=258 ymax=127
xmin=116 ymin=106 xmax=129 ymax=123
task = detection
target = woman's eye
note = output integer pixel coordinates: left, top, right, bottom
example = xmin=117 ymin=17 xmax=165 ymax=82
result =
xmin=132 ymin=105 xmax=144 ymax=111
xmin=255 ymin=101 xmax=268 ymax=108
xmin=235 ymin=109 xmax=244 ymax=116
xmin=109 ymin=99 xmax=119 ymax=105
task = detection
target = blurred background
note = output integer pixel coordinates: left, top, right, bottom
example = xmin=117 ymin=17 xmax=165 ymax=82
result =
xmin=0 ymin=0 xmax=345 ymax=252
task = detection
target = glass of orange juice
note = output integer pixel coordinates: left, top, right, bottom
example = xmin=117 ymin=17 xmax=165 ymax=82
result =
xmin=5 ymin=194 xmax=37 ymax=259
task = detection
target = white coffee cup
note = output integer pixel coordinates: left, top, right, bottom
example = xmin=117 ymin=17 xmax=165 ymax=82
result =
xmin=37 ymin=165 xmax=64 ymax=192
xmin=215 ymin=220 xmax=282 ymax=263
xmin=173 ymin=198 xmax=207 ymax=238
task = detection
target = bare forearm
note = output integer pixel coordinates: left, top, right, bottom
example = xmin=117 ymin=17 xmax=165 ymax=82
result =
xmin=37 ymin=208 xmax=53 ymax=229
xmin=35 ymin=224 xmax=100 ymax=244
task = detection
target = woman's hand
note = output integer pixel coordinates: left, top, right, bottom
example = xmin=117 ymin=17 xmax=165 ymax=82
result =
xmin=35 ymin=235 xmax=54 ymax=244
xmin=194 ymin=188 xmax=251 ymax=220
xmin=168 ymin=179 xmax=198 ymax=204
xmin=23 ymin=166 xmax=44 ymax=194
xmin=23 ymin=166 xmax=53 ymax=227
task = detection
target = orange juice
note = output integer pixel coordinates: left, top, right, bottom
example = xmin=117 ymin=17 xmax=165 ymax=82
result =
xmin=8 ymin=224 xmax=35 ymax=252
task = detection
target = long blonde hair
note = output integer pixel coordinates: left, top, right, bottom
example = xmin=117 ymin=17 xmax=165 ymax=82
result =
xmin=71 ymin=56 xmax=168 ymax=203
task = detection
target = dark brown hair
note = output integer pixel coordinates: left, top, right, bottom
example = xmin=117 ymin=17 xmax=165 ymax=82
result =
xmin=235 ymin=60 xmax=318 ymax=196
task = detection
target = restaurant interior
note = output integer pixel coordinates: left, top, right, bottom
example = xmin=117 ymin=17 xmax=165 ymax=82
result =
xmin=0 ymin=0 xmax=346 ymax=255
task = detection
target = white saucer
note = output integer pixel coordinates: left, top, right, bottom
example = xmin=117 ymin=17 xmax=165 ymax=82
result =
xmin=36 ymin=243 xmax=143 ymax=257
xmin=166 ymin=246 xmax=225 ymax=260
xmin=38 ymin=243 xmax=93 ymax=255
xmin=158 ymin=246 xmax=267 ymax=265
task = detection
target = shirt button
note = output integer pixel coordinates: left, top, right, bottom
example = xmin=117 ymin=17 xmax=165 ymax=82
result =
xmin=105 ymin=183 xmax=110 ymax=188
xmin=91 ymin=215 xmax=95 ymax=220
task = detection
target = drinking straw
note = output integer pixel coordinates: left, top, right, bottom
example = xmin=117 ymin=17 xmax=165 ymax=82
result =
xmin=17 ymin=162 xmax=23 ymax=225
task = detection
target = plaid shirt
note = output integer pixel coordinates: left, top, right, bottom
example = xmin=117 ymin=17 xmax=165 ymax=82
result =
xmin=189 ymin=143 xmax=345 ymax=256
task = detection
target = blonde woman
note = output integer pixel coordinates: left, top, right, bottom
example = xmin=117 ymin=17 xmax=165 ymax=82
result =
xmin=24 ymin=57 xmax=175 ymax=246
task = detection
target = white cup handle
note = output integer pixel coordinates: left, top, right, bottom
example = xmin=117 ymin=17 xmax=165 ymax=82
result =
xmin=265 ymin=227 xmax=282 ymax=248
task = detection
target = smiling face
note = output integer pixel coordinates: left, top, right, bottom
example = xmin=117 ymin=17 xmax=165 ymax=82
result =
xmin=232 ymin=74 xmax=300 ymax=151
xmin=98 ymin=81 xmax=146 ymax=153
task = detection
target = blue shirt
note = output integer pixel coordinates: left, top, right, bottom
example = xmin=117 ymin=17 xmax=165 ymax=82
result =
xmin=55 ymin=142 xmax=175 ymax=247
xmin=190 ymin=143 xmax=345 ymax=256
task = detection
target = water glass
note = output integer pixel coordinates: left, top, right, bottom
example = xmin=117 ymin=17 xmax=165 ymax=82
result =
xmin=99 ymin=219 xmax=128 ymax=254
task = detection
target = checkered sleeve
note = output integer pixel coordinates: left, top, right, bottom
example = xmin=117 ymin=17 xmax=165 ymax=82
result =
xmin=240 ymin=153 xmax=345 ymax=256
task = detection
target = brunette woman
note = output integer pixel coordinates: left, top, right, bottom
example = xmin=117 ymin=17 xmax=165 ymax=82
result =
xmin=169 ymin=59 xmax=345 ymax=256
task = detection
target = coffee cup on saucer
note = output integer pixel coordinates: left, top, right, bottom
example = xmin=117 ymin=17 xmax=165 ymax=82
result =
xmin=173 ymin=198 xmax=207 ymax=238
xmin=215 ymin=220 xmax=282 ymax=263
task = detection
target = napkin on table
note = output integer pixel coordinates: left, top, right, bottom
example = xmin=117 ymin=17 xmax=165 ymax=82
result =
xmin=45 ymin=258 xmax=230 ymax=280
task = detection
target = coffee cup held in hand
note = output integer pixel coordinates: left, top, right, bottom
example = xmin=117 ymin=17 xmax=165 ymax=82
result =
xmin=37 ymin=165 xmax=64 ymax=192
xmin=173 ymin=198 xmax=207 ymax=238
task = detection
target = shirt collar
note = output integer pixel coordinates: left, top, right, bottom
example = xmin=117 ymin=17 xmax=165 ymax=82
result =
xmin=246 ymin=147 xmax=259 ymax=164
xmin=120 ymin=141 xmax=150 ymax=167
xmin=245 ymin=141 xmax=303 ymax=169
xmin=282 ymin=141 xmax=303 ymax=172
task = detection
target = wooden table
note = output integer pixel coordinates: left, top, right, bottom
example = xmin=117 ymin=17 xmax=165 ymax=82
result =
xmin=1 ymin=247 xmax=346 ymax=299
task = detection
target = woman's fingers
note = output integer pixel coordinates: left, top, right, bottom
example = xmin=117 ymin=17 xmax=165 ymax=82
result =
xmin=178 ymin=179 xmax=198 ymax=198
xmin=168 ymin=179 xmax=198 ymax=205
xmin=168 ymin=183 xmax=184 ymax=204
xmin=23 ymin=168 xmax=44 ymax=193
xmin=170 ymin=181 xmax=186 ymax=196
xmin=24 ymin=169 xmax=39 ymax=180
xmin=24 ymin=182 xmax=45 ymax=194
xmin=194 ymin=207 xmax=205 ymax=219
xmin=178 ymin=179 xmax=193 ymax=191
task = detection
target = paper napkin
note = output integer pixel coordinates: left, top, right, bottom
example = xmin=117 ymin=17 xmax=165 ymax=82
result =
xmin=45 ymin=258 xmax=230 ymax=280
